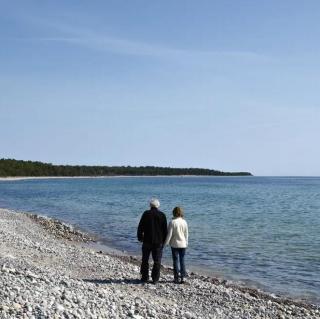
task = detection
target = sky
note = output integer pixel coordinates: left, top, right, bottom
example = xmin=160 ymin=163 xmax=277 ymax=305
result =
xmin=1 ymin=1 xmax=320 ymax=176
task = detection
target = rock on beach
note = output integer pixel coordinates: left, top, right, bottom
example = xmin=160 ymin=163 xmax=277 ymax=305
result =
xmin=0 ymin=208 xmax=319 ymax=319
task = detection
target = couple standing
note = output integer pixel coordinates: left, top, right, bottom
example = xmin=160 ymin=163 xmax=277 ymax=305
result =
xmin=137 ymin=198 xmax=189 ymax=284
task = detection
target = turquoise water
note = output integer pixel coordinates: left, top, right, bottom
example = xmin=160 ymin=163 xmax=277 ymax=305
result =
xmin=0 ymin=176 xmax=319 ymax=303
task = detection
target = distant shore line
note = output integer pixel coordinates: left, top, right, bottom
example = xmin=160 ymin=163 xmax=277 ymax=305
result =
xmin=0 ymin=175 xmax=254 ymax=181
xmin=0 ymin=158 xmax=252 ymax=178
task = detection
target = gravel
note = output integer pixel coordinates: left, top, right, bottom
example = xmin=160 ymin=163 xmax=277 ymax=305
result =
xmin=0 ymin=208 xmax=319 ymax=319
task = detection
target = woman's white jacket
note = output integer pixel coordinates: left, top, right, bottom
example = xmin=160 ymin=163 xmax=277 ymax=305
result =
xmin=164 ymin=217 xmax=188 ymax=248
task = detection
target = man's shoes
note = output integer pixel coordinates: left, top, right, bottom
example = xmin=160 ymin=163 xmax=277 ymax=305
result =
xmin=140 ymin=278 xmax=148 ymax=284
xmin=173 ymin=278 xmax=179 ymax=284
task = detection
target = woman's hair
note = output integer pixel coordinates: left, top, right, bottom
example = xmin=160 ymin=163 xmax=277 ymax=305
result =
xmin=172 ymin=206 xmax=184 ymax=218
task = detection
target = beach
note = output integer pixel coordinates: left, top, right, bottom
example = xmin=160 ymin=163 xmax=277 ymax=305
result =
xmin=0 ymin=208 xmax=319 ymax=319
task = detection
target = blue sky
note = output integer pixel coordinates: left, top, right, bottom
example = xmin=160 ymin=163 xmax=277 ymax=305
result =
xmin=1 ymin=1 xmax=320 ymax=175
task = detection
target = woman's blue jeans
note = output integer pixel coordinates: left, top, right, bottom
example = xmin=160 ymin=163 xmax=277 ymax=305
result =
xmin=171 ymin=247 xmax=186 ymax=280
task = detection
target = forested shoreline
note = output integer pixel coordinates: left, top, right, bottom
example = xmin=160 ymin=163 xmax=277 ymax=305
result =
xmin=0 ymin=159 xmax=252 ymax=177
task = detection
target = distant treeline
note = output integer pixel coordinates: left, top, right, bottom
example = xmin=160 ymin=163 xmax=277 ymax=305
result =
xmin=0 ymin=159 xmax=252 ymax=177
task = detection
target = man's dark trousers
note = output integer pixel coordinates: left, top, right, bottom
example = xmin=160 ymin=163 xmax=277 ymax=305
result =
xmin=141 ymin=243 xmax=163 ymax=283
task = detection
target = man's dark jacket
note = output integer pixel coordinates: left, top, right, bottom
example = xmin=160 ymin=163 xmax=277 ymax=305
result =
xmin=137 ymin=207 xmax=167 ymax=246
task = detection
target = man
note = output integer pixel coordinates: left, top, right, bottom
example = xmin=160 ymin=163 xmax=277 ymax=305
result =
xmin=137 ymin=198 xmax=167 ymax=284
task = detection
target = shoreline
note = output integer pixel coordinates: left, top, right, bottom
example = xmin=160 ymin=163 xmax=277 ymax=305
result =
xmin=24 ymin=209 xmax=319 ymax=305
xmin=0 ymin=208 xmax=319 ymax=318
xmin=94 ymin=241 xmax=320 ymax=307
xmin=94 ymin=239 xmax=320 ymax=306
xmin=80 ymin=235 xmax=319 ymax=307
xmin=0 ymin=175 xmax=254 ymax=182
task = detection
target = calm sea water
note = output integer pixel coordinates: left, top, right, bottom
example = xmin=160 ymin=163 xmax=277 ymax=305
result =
xmin=0 ymin=177 xmax=319 ymax=303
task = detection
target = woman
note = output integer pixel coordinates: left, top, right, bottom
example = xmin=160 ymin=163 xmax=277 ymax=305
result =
xmin=165 ymin=206 xmax=189 ymax=284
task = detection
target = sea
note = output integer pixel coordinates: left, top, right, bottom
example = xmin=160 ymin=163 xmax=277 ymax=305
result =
xmin=0 ymin=176 xmax=319 ymax=304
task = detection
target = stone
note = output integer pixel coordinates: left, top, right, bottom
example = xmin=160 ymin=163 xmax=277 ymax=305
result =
xmin=12 ymin=303 xmax=22 ymax=310
xmin=0 ymin=305 xmax=10 ymax=311
xmin=56 ymin=304 xmax=65 ymax=312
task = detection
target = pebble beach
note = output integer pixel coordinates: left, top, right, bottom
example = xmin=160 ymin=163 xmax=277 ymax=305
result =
xmin=0 ymin=208 xmax=319 ymax=319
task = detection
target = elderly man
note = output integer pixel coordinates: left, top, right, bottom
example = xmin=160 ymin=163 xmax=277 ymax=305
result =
xmin=137 ymin=198 xmax=167 ymax=284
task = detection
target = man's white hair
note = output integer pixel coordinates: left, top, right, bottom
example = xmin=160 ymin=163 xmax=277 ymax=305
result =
xmin=150 ymin=198 xmax=160 ymax=208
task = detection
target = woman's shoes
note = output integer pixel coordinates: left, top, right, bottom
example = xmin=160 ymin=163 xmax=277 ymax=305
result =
xmin=173 ymin=277 xmax=187 ymax=284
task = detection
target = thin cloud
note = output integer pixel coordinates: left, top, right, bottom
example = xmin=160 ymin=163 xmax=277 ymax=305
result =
xmin=34 ymin=36 xmax=269 ymax=63
xmin=20 ymin=19 xmax=270 ymax=63
xmin=37 ymin=35 xmax=265 ymax=61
